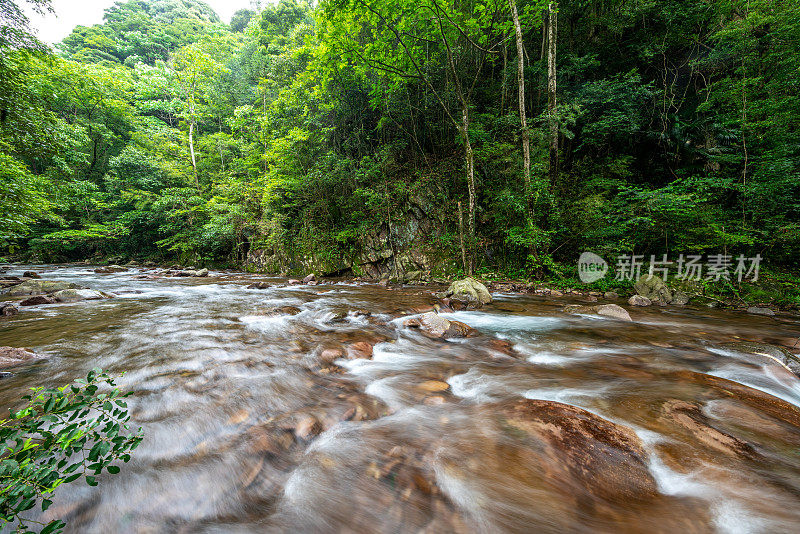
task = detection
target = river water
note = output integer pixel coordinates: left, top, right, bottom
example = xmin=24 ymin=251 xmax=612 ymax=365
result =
xmin=1 ymin=265 xmax=800 ymax=533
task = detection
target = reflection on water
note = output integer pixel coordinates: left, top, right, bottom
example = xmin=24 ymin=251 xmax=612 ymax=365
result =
xmin=1 ymin=264 xmax=799 ymax=533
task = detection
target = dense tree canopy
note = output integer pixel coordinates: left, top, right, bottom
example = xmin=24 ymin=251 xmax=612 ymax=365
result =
xmin=1 ymin=0 xmax=798 ymax=289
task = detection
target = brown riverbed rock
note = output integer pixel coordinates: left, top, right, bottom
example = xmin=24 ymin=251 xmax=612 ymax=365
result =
xmin=294 ymin=415 xmax=322 ymax=441
xmin=0 ymin=347 xmax=44 ymax=368
xmin=493 ymin=398 xmax=657 ymax=501
xmin=319 ymin=347 xmax=345 ymax=365
xmin=19 ymin=295 xmax=57 ymax=306
xmin=660 ymin=400 xmax=756 ymax=459
xmin=22 ymin=271 xmax=40 ymax=278
xmin=347 ymin=341 xmax=374 ymax=359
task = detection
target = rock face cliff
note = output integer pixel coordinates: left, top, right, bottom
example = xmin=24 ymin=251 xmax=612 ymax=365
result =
xmin=246 ymin=202 xmax=454 ymax=280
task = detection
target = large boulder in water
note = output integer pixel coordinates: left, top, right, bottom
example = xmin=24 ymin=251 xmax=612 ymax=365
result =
xmin=719 ymin=341 xmax=800 ymax=375
xmin=52 ymin=289 xmax=106 ymax=303
xmin=404 ymin=312 xmax=479 ymax=339
xmin=439 ymin=277 xmax=492 ymax=309
xmin=634 ymin=274 xmax=672 ymax=304
xmin=5 ymin=280 xmax=81 ymax=297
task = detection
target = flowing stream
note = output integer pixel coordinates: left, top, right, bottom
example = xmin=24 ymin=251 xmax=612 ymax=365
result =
xmin=1 ymin=265 xmax=800 ymax=533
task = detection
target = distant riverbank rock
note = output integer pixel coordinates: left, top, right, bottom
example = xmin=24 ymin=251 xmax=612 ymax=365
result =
xmin=94 ymin=265 xmax=127 ymax=273
xmin=628 ymin=295 xmax=651 ymax=307
xmin=0 ymin=303 xmax=19 ymax=317
xmin=303 ymin=273 xmax=316 ymax=284
xmin=175 ymin=268 xmax=208 ymax=277
xmin=564 ymin=304 xmax=633 ymax=322
xmin=404 ymin=312 xmax=479 ymax=339
xmin=438 ymin=277 xmax=492 ymax=309
xmin=720 ymin=341 xmax=800 ymax=375
xmin=634 ymin=275 xmax=672 ymax=305
xmin=247 ymin=282 xmax=271 ymax=289
xmin=52 ymin=289 xmax=107 ymax=303
xmin=6 ymin=280 xmax=81 ymax=297
xmin=746 ymin=307 xmax=775 ymax=316
xmin=0 ymin=347 xmax=44 ymax=369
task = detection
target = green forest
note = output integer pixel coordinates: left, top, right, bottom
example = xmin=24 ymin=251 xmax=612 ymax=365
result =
xmin=1 ymin=0 xmax=799 ymax=300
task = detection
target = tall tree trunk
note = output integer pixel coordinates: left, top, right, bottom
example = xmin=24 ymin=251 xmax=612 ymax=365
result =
xmin=509 ymin=0 xmax=531 ymax=213
xmin=460 ymin=107 xmax=476 ymax=276
xmin=188 ymin=118 xmax=198 ymax=190
xmin=547 ymin=2 xmax=558 ymax=184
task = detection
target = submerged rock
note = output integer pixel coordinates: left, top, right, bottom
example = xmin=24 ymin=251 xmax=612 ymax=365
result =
xmin=52 ymin=289 xmax=106 ymax=303
xmin=493 ymin=398 xmax=657 ymax=501
xmin=0 ymin=347 xmax=45 ymax=368
xmin=6 ymin=280 xmax=81 ymax=297
xmin=439 ymin=277 xmax=492 ymax=309
xmin=719 ymin=341 xmax=800 ymax=374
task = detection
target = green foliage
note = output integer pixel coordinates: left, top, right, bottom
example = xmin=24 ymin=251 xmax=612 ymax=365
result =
xmin=0 ymin=369 xmax=143 ymax=534
xmin=0 ymin=0 xmax=797 ymax=294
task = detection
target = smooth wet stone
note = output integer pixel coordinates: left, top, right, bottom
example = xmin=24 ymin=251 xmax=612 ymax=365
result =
xmin=303 ymin=273 xmax=316 ymax=283
xmin=416 ymin=380 xmax=450 ymax=392
xmin=5 ymin=279 xmax=81 ymax=297
xmin=0 ymin=346 xmax=44 ymax=368
xmin=295 ymin=416 xmax=322 ymax=441
xmin=319 ymin=347 xmax=345 ymax=365
xmin=52 ymin=289 xmax=106 ymax=303
xmin=604 ymin=291 xmax=619 ymax=299
xmin=628 ymin=295 xmax=651 ymax=306
xmin=564 ymin=303 xmax=632 ymax=322
xmin=404 ymin=312 xmax=479 ymax=339
xmin=347 ymin=341 xmax=374 ymax=359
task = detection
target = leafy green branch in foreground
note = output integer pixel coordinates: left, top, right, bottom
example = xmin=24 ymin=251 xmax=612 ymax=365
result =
xmin=0 ymin=369 xmax=143 ymax=534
